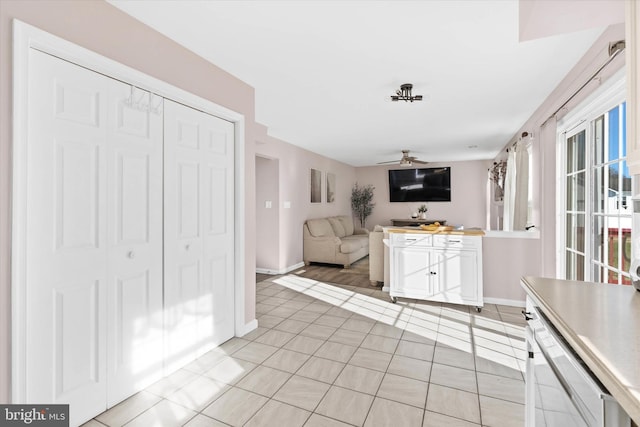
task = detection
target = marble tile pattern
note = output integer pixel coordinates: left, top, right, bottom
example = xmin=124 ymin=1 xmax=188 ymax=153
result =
xmin=84 ymin=276 xmax=527 ymax=427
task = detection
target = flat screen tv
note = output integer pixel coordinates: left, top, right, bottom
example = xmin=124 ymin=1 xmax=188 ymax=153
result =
xmin=388 ymin=167 xmax=451 ymax=202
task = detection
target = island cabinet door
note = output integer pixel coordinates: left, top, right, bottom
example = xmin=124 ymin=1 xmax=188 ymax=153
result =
xmin=391 ymin=246 xmax=433 ymax=298
xmin=432 ymin=248 xmax=479 ymax=304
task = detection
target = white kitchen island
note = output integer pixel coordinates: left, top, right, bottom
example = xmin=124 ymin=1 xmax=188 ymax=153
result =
xmin=387 ymin=227 xmax=484 ymax=310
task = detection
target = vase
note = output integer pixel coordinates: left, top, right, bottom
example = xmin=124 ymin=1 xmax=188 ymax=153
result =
xmin=419 ymin=213 xmax=427 ymax=220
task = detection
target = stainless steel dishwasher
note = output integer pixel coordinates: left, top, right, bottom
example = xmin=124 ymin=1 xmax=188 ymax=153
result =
xmin=524 ymin=297 xmax=631 ymax=427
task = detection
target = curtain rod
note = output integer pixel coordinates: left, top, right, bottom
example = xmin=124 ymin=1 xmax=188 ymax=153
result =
xmin=541 ymin=40 xmax=625 ymax=127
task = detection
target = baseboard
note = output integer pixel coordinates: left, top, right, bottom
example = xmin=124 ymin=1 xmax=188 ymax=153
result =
xmin=237 ymin=319 xmax=258 ymax=337
xmin=483 ymin=297 xmax=525 ymax=307
xmin=255 ymin=267 xmax=279 ymax=275
xmin=256 ymin=262 xmax=306 ymax=275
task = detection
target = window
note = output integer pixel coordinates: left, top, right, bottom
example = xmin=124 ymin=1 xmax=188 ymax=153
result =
xmin=560 ymin=99 xmax=631 ymax=285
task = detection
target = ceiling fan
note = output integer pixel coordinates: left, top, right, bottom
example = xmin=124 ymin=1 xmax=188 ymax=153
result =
xmin=377 ymin=150 xmax=428 ymax=167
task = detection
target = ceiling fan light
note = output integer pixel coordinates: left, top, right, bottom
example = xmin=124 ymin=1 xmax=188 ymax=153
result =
xmin=400 ymin=161 xmax=413 ymax=167
xmin=390 ymin=83 xmax=423 ymax=103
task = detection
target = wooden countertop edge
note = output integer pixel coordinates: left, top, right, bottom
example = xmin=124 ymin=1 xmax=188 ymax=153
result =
xmin=385 ymin=227 xmax=485 ymax=236
xmin=520 ymin=276 xmax=640 ymax=425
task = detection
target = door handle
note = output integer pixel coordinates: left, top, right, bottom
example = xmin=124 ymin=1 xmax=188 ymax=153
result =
xmin=127 ymin=251 xmax=135 ymax=259
xmin=521 ymin=310 xmax=533 ymax=321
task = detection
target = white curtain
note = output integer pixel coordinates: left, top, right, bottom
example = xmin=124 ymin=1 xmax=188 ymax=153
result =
xmin=503 ymin=142 xmax=529 ymax=231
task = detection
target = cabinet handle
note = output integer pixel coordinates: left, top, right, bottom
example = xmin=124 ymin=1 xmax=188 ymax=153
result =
xmin=185 ymin=244 xmax=191 ymax=251
xmin=521 ymin=310 xmax=533 ymax=321
xmin=127 ymin=251 xmax=135 ymax=259
xmin=430 ymin=271 xmax=437 ymax=275
xmin=447 ymin=240 xmax=461 ymax=243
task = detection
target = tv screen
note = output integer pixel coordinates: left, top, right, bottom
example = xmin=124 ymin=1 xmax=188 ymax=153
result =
xmin=388 ymin=167 xmax=451 ymax=202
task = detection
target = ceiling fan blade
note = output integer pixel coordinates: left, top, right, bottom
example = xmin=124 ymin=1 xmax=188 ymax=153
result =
xmin=377 ymin=160 xmax=401 ymax=164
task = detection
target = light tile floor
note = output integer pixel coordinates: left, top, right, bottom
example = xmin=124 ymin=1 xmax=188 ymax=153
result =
xmin=85 ymin=275 xmax=527 ymax=427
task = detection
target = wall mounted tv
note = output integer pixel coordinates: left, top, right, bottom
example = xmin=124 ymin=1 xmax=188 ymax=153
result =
xmin=388 ymin=167 xmax=451 ymax=202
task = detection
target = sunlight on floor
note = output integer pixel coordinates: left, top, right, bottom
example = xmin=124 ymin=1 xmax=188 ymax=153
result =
xmin=272 ymin=274 xmax=524 ymax=374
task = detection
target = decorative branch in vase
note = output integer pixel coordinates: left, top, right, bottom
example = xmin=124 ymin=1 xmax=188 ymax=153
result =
xmin=418 ymin=204 xmax=428 ymax=220
xmin=489 ymin=160 xmax=507 ymax=201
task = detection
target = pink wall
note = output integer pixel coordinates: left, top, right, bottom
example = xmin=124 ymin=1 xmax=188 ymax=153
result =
xmin=355 ymin=161 xmax=489 ymax=229
xmin=483 ymin=236 xmax=540 ymax=302
xmin=256 ymin=157 xmax=280 ymax=271
xmin=0 ymin=0 xmax=260 ymax=402
xmin=489 ymin=24 xmax=625 ymax=279
xmin=519 ymin=0 xmax=624 ymax=42
xmin=254 ymin=125 xmax=357 ymax=271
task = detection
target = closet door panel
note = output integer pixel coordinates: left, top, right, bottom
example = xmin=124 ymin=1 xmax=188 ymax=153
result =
xmin=116 ymin=152 xmax=150 ymax=243
xmin=106 ymin=81 xmax=163 ymax=406
xmin=178 ymin=161 xmax=201 ymax=239
xmin=202 ymin=117 xmax=235 ymax=346
xmin=54 ymin=281 xmax=100 ymax=395
xmin=54 ymin=139 xmax=100 ymax=249
xmin=26 ymin=50 xmax=109 ymax=425
xmin=164 ymin=101 xmax=206 ymax=371
xmin=164 ymin=100 xmax=234 ymax=371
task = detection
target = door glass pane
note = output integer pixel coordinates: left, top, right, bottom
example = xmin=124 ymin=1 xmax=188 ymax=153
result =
xmin=622 ymin=102 xmax=627 ymax=157
xmin=621 ymin=160 xmax=631 ymax=211
xmin=566 ymin=251 xmax=585 ymax=281
xmin=566 ymin=213 xmax=585 ymax=252
xmin=567 ymin=131 xmax=585 ymax=173
xmin=593 ymin=264 xmax=604 ymax=283
xmin=566 ymin=172 xmax=585 ymax=211
xmin=566 ymin=251 xmax=575 ymax=280
xmin=605 ymin=221 xmax=618 ymax=270
xmin=608 ymin=106 xmax=619 ymax=161
xmin=606 ymin=164 xmax=619 ymax=213
xmin=593 ymin=215 xmax=604 ymax=263
xmin=594 ymin=115 xmax=604 ymax=165
xmin=593 ymin=166 xmax=605 ymax=213
xmin=622 ymin=229 xmax=631 ymax=285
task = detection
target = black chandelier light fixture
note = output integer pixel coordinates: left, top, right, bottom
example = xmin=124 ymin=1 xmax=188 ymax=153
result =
xmin=391 ymin=83 xmax=423 ymax=102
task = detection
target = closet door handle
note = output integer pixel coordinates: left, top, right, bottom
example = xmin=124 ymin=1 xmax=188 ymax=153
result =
xmin=185 ymin=244 xmax=191 ymax=251
xmin=127 ymin=251 xmax=135 ymax=259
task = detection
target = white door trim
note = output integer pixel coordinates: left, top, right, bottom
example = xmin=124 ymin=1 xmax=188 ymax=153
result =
xmin=11 ymin=19 xmax=247 ymax=402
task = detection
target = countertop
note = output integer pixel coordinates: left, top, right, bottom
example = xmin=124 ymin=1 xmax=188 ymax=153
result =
xmin=385 ymin=227 xmax=485 ymax=236
xmin=521 ymin=276 xmax=640 ymax=425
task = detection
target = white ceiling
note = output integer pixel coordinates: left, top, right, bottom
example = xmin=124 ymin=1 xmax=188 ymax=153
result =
xmin=109 ymin=0 xmax=607 ymax=166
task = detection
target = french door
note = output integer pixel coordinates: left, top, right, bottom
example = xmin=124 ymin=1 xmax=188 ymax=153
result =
xmin=561 ymin=101 xmax=631 ymax=285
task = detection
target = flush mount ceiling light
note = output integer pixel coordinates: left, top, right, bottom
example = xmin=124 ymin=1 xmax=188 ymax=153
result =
xmin=391 ymin=83 xmax=423 ymax=102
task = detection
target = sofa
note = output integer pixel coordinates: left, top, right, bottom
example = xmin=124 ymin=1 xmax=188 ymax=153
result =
xmin=303 ymin=216 xmax=369 ymax=268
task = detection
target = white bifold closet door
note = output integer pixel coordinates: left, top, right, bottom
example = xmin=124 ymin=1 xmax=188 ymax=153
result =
xmin=163 ymin=99 xmax=235 ymax=373
xmin=25 ymin=50 xmax=163 ymax=423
